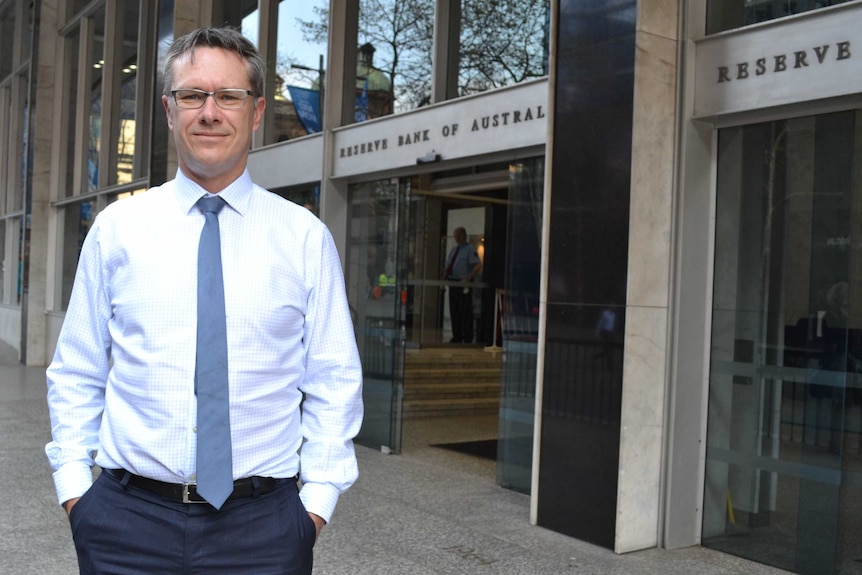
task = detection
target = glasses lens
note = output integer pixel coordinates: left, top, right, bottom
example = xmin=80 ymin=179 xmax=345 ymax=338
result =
xmin=174 ymin=90 xmax=206 ymax=108
xmin=214 ymin=90 xmax=248 ymax=109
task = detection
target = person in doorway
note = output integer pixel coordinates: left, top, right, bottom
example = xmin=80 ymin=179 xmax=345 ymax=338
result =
xmin=443 ymin=226 xmax=482 ymax=343
xmin=45 ymin=26 xmax=363 ymax=574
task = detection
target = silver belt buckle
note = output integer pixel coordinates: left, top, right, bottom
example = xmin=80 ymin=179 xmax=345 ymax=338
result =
xmin=182 ymin=482 xmax=205 ymax=504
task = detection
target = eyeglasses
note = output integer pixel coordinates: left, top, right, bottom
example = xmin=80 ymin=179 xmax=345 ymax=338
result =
xmin=171 ymin=88 xmax=255 ymax=110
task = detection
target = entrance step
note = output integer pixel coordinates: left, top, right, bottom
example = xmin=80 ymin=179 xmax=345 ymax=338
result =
xmin=402 ymin=397 xmax=500 ymax=418
xmin=402 ymin=346 xmax=502 ymax=418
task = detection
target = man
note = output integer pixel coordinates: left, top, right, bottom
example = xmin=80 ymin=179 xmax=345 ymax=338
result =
xmin=443 ymin=227 xmax=482 ymax=343
xmin=45 ymin=27 xmax=363 ymax=574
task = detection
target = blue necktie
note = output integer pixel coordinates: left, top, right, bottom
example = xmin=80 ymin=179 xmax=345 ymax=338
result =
xmin=195 ymin=195 xmax=233 ymax=509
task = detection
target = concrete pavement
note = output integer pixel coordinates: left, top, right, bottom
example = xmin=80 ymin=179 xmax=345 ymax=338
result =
xmin=0 ymin=340 xmax=792 ymax=574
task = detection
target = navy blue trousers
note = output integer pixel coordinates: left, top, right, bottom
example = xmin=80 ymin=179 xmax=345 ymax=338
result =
xmin=69 ymin=470 xmax=315 ymax=574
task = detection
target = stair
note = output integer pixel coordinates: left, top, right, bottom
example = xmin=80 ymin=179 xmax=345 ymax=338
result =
xmin=402 ymin=346 xmax=502 ymax=418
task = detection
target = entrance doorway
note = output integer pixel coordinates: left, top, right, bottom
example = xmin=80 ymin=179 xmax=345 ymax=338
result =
xmin=347 ymin=158 xmax=544 ymax=494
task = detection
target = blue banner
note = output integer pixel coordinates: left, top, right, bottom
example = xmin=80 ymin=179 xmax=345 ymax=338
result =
xmin=286 ymin=85 xmax=322 ymax=134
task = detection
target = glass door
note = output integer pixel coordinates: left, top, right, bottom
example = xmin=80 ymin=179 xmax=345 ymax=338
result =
xmin=703 ymin=111 xmax=862 ymax=575
xmin=498 ymin=158 xmax=544 ymax=492
xmin=348 ymin=178 xmax=409 ymax=453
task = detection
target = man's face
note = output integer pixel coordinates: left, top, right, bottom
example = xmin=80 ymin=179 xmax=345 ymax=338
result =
xmin=162 ymin=47 xmax=265 ymax=193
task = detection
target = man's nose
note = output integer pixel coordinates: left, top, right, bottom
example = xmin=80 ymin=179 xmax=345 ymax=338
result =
xmin=198 ymin=95 xmax=222 ymax=121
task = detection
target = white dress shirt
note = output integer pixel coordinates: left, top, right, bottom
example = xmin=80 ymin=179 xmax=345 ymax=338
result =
xmin=46 ymin=169 xmax=363 ymax=523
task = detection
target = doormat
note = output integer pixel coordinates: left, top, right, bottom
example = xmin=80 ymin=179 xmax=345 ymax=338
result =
xmin=432 ymin=439 xmax=497 ymax=461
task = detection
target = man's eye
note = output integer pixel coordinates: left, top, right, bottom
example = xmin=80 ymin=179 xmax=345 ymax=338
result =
xmin=180 ymin=93 xmax=203 ymax=102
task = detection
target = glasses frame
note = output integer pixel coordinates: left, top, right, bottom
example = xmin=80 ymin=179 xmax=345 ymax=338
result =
xmin=170 ymin=88 xmax=256 ymax=110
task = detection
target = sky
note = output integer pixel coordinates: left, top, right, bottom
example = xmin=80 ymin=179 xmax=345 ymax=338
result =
xmin=241 ymin=0 xmax=329 ymax=91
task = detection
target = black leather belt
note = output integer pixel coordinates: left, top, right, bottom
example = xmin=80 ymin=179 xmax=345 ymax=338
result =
xmin=105 ymin=468 xmax=287 ymax=504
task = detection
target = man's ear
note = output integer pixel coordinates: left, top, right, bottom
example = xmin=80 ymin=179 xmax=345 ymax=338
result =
xmin=162 ymin=95 xmax=173 ymax=129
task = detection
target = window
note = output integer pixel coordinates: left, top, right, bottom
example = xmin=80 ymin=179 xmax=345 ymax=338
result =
xmin=707 ymin=0 xmax=853 ymax=34
xmin=458 ymin=0 xmax=550 ymax=97
xmin=0 ymin=0 xmax=34 ymax=307
xmin=55 ymin=1 xmax=154 ymax=310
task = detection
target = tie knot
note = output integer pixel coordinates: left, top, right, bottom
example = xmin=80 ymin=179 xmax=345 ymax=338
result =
xmin=198 ymin=195 xmax=226 ymax=215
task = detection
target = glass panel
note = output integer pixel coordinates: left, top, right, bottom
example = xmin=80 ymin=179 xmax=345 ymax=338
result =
xmin=497 ymin=158 xmax=544 ymax=493
xmin=354 ymin=0 xmax=433 ymax=117
xmin=703 ymin=111 xmax=862 ymax=575
xmin=0 ymin=219 xmax=6 ymax=304
xmin=21 ymin=0 xmax=33 ymax=63
xmin=348 ymin=178 xmax=406 ymax=452
xmin=68 ymin=0 xmax=95 ymax=20
xmin=459 ymin=0 xmax=550 ymax=97
xmin=61 ymin=201 xmax=95 ymax=310
xmin=62 ymin=30 xmax=81 ymax=199
xmin=13 ymin=75 xmax=28 ymax=212
xmin=272 ymin=183 xmax=321 ymax=215
xmin=0 ymin=85 xmax=9 ymax=214
xmin=273 ymin=0 xmax=329 ymax=140
xmin=88 ymin=8 xmax=106 ymax=193
xmin=115 ymin=1 xmax=139 ymax=185
xmin=0 ymin=2 xmax=14 ymax=78
xmin=107 ymin=187 xmax=146 ymax=204
xmin=17 ymin=215 xmax=25 ymax=305
xmin=707 ymin=0 xmax=853 ymax=35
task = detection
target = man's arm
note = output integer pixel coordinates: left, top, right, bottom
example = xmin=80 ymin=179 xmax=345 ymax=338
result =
xmin=45 ymin=219 xmax=112 ymax=508
xmin=296 ymin=227 xmax=364 ymax=525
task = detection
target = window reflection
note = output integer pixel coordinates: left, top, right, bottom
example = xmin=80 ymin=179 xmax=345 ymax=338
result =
xmin=88 ymin=7 xmax=106 ymax=193
xmin=707 ymin=0 xmax=853 ymax=34
xmin=61 ymin=201 xmax=95 ymax=310
xmin=0 ymin=3 xmax=14 ymax=78
xmin=271 ymin=0 xmax=329 ymax=141
xmin=459 ymin=0 xmax=550 ymax=96
xmin=273 ymin=184 xmax=320 ymax=216
xmin=0 ymin=219 xmax=6 ymax=303
xmin=110 ymin=188 xmax=146 ymax=203
xmin=355 ymin=0 xmax=432 ymax=115
xmin=62 ymin=29 xmax=80 ymax=199
xmin=116 ymin=2 xmax=140 ymax=185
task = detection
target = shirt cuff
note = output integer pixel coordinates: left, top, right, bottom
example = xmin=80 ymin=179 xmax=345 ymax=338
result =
xmin=53 ymin=462 xmax=95 ymax=506
xmin=298 ymin=481 xmax=340 ymax=524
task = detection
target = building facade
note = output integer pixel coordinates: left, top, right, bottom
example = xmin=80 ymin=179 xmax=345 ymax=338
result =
xmin=2 ymin=0 xmax=862 ymax=573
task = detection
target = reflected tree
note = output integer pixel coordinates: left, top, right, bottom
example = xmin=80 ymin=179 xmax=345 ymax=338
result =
xmin=298 ymin=0 xmax=549 ymax=113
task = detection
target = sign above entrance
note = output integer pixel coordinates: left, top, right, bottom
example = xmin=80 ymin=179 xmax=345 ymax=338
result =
xmin=332 ymin=78 xmax=548 ymax=178
xmin=694 ymin=3 xmax=861 ymax=118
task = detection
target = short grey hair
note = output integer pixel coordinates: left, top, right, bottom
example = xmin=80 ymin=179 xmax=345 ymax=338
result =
xmin=163 ymin=26 xmax=265 ymax=98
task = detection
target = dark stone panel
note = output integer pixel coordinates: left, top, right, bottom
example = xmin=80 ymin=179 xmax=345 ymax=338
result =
xmin=558 ymin=0 xmax=637 ymax=52
xmin=547 ymin=38 xmax=635 ymax=306
xmin=538 ymin=0 xmax=636 ymax=550
xmin=538 ymin=302 xmax=624 ymax=548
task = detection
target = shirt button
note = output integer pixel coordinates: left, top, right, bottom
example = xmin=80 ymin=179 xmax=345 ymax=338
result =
xmin=193 ymin=426 xmax=198 ymax=433
xmin=190 ymin=473 xmax=197 ymax=482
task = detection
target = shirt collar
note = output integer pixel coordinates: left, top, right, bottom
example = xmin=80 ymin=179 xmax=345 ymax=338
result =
xmin=174 ymin=168 xmax=253 ymax=217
